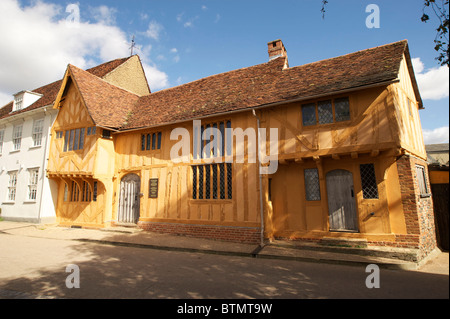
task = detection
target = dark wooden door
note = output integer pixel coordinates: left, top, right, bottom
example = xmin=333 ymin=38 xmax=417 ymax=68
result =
xmin=431 ymin=183 xmax=449 ymax=251
xmin=118 ymin=174 xmax=141 ymax=224
xmin=326 ymin=169 xmax=358 ymax=232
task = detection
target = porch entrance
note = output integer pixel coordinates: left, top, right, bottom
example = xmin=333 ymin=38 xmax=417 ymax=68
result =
xmin=118 ymin=173 xmax=141 ymax=224
xmin=326 ymin=169 xmax=358 ymax=232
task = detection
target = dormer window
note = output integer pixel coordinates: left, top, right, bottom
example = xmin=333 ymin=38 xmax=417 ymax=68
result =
xmin=14 ymin=96 xmax=23 ymax=111
xmin=12 ymin=91 xmax=43 ymax=113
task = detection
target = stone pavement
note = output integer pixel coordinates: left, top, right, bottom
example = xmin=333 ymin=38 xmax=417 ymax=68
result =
xmin=0 ymin=221 xmax=448 ymax=274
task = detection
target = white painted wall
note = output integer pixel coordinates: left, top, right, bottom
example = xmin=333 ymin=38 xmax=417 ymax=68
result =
xmin=0 ymin=106 xmax=58 ymax=223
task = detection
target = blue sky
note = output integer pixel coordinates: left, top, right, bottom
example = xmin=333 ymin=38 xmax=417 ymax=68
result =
xmin=0 ymin=0 xmax=448 ymax=143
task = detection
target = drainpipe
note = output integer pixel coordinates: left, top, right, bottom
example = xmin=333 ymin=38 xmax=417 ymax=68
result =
xmin=252 ymin=109 xmax=265 ymax=247
xmin=37 ymin=108 xmax=52 ymax=224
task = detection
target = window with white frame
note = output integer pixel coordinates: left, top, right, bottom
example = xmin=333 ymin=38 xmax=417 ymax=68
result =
xmin=14 ymin=96 xmax=23 ymax=111
xmin=12 ymin=125 xmax=23 ymax=151
xmin=32 ymin=119 xmax=44 ymax=147
xmin=7 ymin=171 xmax=18 ymax=202
xmin=28 ymin=168 xmax=39 ymax=201
xmin=0 ymin=130 xmax=4 ymax=154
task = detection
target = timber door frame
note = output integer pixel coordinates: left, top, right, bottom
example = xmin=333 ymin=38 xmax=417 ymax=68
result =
xmin=117 ymin=173 xmax=141 ymax=225
xmin=326 ymin=169 xmax=359 ymax=232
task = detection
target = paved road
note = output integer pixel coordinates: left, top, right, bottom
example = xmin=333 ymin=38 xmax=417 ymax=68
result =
xmin=0 ymin=232 xmax=448 ymax=300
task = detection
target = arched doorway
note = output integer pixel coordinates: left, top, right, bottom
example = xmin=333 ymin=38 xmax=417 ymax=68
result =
xmin=326 ymin=169 xmax=358 ymax=232
xmin=118 ymin=173 xmax=141 ymax=224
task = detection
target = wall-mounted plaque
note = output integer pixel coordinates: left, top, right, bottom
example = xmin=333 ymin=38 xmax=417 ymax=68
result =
xmin=149 ymin=178 xmax=159 ymax=198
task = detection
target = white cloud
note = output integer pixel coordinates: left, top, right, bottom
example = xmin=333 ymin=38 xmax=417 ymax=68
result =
xmin=145 ymin=20 xmax=163 ymax=40
xmin=142 ymin=63 xmax=169 ymax=91
xmin=412 ymin=58 xmax=449 ymax=100
xmin=170 ymin=48 xmax=178 ymax=53
xmin=90 ymin=5 xmax=117 ymax=25
xmin=201 ymin=5 xmax=208 ymax=11
xmin=422 ymin=126 xmax=449 ymax=144
xmin=0 ymin=0 xmax=170 ymax=106
xmin=177 ymin=12 xmax=198 ymax=28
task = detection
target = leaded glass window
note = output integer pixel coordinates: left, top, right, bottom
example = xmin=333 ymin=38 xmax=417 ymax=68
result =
xmin=335 ymin=97 xmax=350 ymax=122
xmin=360 ymin=164 xmax=379 ymax=199
xmin=304 ymin=168 xmax=321 ymax=201
xmin=318 ymin=100 xmax=333 ymax=124
xmin=302 ymin=103 xmax=317 ymax=126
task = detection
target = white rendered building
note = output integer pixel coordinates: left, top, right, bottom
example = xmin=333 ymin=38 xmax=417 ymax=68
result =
xmin=0 ymin=55 xmax=150 ymax=223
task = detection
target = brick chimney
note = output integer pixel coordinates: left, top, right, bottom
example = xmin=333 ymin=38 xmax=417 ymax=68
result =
xmin=267 ymin=39 xmax=289 ymax=68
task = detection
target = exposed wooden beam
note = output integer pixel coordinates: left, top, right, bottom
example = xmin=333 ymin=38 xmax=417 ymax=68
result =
xmin=370 ymin=149 xmax=380 ymax=157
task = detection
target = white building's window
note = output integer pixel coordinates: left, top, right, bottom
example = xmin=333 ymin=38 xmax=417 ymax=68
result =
xmin=28 ymin=168 xmax=39 ymax=201
xmin=7 ymin=171 xmax=18 ymax=202
xmin=12 ymin=125 xmax=23 ymax=151
xmin=0 ymin=130 xmax=4 ymax=154
xmin=14 ymin=96 xmax=23 ymax=111
xmin=32 ymin=119 xmax=44 ymax=147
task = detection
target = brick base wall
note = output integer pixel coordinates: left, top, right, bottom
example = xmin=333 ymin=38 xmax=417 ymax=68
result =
xmin=138 ymin=221 xmax=261 ymax=244
xmin=396 ymin=154 xmax=437 ymax=260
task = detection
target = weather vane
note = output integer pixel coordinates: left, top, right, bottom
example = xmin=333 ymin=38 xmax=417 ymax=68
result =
xmin=129 ymin=35 xmax=136 ymax=56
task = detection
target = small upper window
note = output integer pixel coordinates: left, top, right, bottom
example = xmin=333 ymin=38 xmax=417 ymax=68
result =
xmin=334 ymin=98 xmax=350 ymax=122
xmin=302 ymin=103 xmax=316 ymax=126
xmin=102 ymin=129 xmax=112 ymax=139
xmin=141 ymin=132 xmax=162 ymax=151
xmin=63 ymin=128 xmax=85 ymax=152
xmin=318 ymin=100 xmax=333 ymax=124
xmin=302 ymin=97 xmax=350 ymax=126
xmin=13 ymin=96 xmax=23 ymax=111
xmin=87 ymin=127 xmax=97 ymax=136
xmin=194 ymin=120 xmax=231 ymax=159
xmin=416 ymin=165 xmax=431 ymax=197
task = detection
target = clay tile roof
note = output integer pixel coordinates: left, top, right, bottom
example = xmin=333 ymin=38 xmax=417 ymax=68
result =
xmin=123 ymin=40 xmax=411 ymax=130
xmin=0 ymin=56 xmax=133 ymax=120
xmin=125 ymin=57 xmax=287 ymax=129
xmin=276 ymin=40 xmax=408 ymax=99
xmin=68 ymin=65 xmax=140 ymax=128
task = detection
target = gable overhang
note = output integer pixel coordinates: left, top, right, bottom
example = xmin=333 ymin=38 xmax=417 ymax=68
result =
xmin=403 ymin=44 xmax=424 ymax=109
xmin=53 ymin=65 xmax=97 ymax=126
xmin=52 ymin=67 xmax=72 ymax=110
